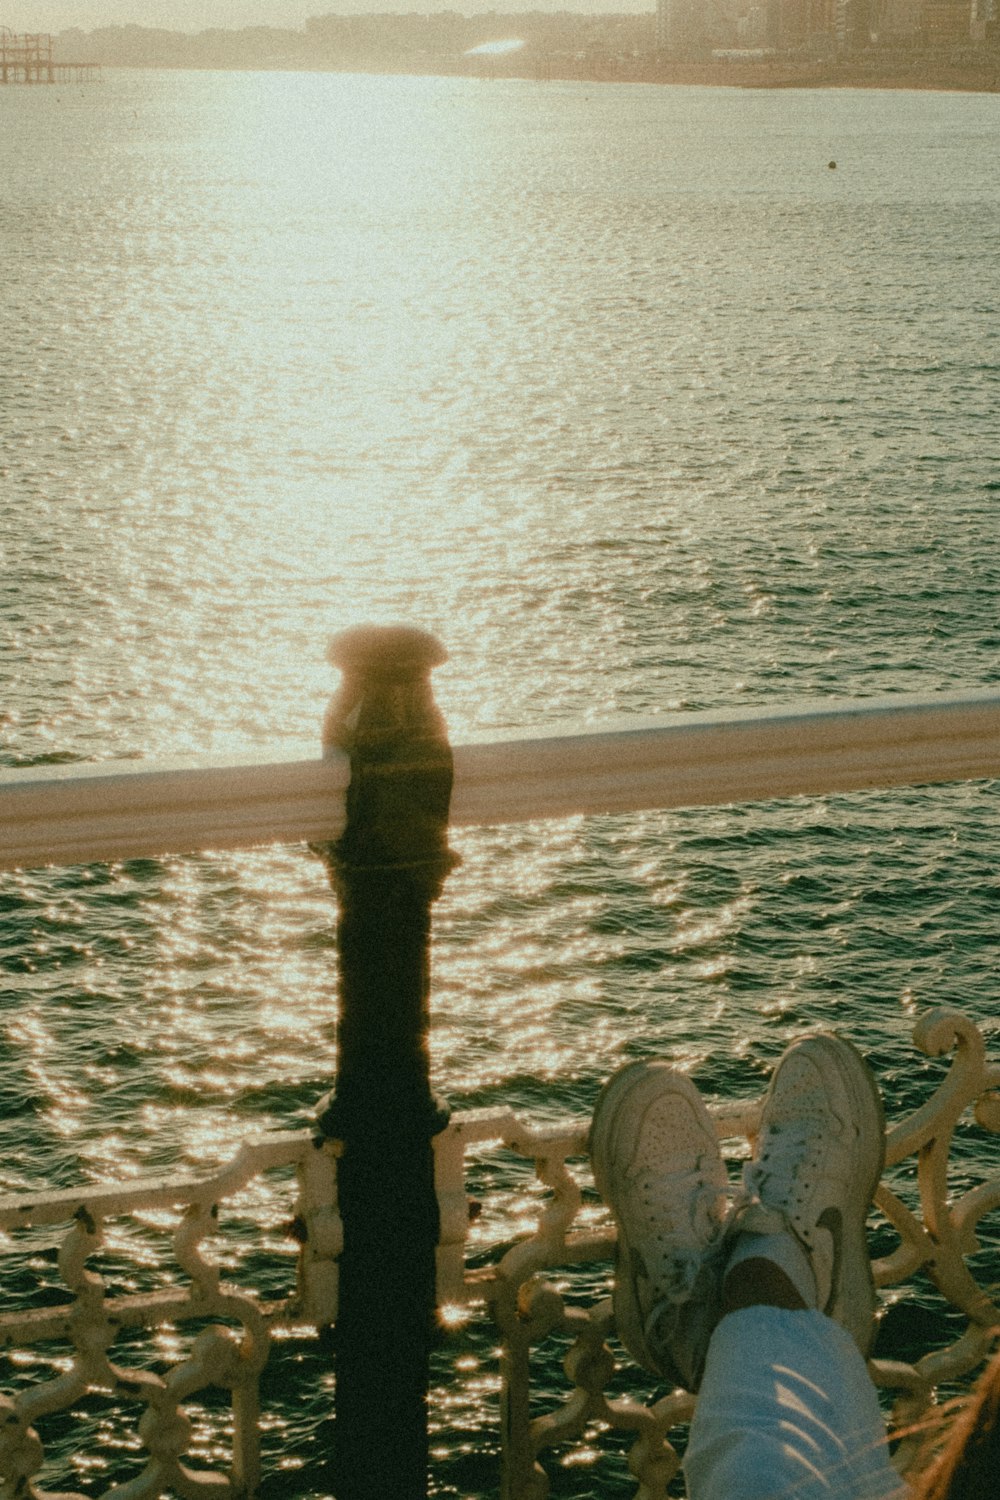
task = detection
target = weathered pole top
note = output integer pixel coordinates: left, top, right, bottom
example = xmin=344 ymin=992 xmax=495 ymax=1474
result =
xmin=327 ymin=625 xmax=447 ymax=681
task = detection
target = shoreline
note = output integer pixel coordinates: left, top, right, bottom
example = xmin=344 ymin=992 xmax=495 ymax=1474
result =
xmin=640 ymin=57 xmax=1000 ymax=91
xmin=86 ymin=56 xmax=1000 ymax=93
xmin=461 ymin=53 xmax=1000 ymax=92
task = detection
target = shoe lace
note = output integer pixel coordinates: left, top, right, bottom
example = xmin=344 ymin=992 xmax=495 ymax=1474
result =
xmin=739 ymin=1121 xmax=817 ymax=1215
xmin=643 ymin=1233 xmax=724 ymax=1363
xmin=647 ymin=1246 xmax=706 ymax=1307
xmin=640 ymin=1177 xmax=725 ymax=1304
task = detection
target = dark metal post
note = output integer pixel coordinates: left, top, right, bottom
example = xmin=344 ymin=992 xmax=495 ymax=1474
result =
xmin=314 ymin=625 xmax=456 ymax=1500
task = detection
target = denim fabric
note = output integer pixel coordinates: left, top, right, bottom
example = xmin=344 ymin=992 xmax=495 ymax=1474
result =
xmin=685 ymin=1306 xmax=911 ymax=1500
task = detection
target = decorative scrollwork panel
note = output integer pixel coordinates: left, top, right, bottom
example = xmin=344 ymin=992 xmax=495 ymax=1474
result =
xmin=2 ymin=1009 xmax=998 ymax=1498
xmin=442 ymin=1009 xmax=1000 ymax=1499
xmin=0 ymin=1135 xmax=338 ymax=1500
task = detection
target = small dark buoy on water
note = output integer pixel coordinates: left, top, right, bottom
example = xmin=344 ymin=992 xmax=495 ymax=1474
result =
xmin=828 ymin=160 xmax=837 ymax=169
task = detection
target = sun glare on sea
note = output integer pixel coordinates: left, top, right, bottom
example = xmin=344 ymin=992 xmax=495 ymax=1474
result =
xmin=168 ymin=67 xmax=510 ymax=675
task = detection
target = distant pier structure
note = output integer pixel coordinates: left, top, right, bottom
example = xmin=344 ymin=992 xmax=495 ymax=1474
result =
xmin=0 ymin=28 xmax=101 ymax=83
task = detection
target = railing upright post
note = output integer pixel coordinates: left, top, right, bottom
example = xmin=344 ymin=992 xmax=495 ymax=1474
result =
xmin=314 ymin=624 xmax=456 ymax=1499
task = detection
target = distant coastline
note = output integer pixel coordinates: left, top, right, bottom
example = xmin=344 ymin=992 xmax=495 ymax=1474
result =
xmin=47 ymin=16 xmax=1000 ymax=95
xmin=620 ymin=56 xmax=1000 ymax=91
xmin=84 ymin=56 xmax=1000 ymax=93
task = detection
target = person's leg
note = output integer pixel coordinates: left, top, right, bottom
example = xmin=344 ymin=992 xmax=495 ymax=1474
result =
xmin=590 ymin=1033 xmax=905 ymax=1499
xmin=685 ymin=1303 xmax=907 ymax=1500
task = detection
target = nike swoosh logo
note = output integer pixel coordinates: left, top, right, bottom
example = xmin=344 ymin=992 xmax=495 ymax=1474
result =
xmin=817 ymin=1204 xmax=842 ymax=1315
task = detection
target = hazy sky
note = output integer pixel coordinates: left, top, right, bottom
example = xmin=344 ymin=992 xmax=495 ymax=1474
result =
xmin=4 ymin=0 xmax=641 ymax=29
xmin=5 ymin=0 xmax=312 ymax=27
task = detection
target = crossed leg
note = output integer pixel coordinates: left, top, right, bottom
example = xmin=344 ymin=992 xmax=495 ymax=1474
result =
xmin=590 ymin=1034 xmax=909 ymax=1499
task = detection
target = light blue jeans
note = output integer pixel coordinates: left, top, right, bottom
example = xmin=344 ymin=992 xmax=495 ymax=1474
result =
xmin=684 ymin=1307 xmax=912 ymax=1500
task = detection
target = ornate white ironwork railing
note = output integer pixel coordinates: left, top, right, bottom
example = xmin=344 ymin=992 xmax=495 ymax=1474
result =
xmin=2 ymin=1006 xmax=998 ymax=1498
xmin=471 ymin=1006 xmax=1000 ymax=1498
xmin=0 ymin=1134 xmax=340 ymax=1499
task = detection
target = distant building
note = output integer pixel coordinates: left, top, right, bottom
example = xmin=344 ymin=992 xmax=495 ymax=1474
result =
xmin=836 ymin=0 xmax=873 ymax=47
xmin=969 ymin=0 xmax=994 ymax=38
xmin=768 ymin=0 xmax=838 ymax=47
xmin=656 ymin=0 xmax=701 ymax=52
xmin=921 ymin=0 xmax=974 ymax=39
xmin=725 ymin=0 xmax=838 ymax=50
xmin=658 ymin=0 xmax=978 ymax=50
xmin=657 ymin=0 xmax=741 ymax=53
xmin=875 ymin=0 xmax=923 ymax=41
xmin=735 ymin=4 xmax=772 ymax=42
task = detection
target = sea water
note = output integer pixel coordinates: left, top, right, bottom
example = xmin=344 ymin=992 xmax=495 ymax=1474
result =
xmin=1 ymin=68 xmax=999 ymax=1496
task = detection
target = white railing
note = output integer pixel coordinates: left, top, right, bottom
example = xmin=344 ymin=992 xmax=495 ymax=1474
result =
xmin=2 ymin=686 xmax=1000 ymax=1498
xmin=3 ymin=687 xmax=1000 ymax=871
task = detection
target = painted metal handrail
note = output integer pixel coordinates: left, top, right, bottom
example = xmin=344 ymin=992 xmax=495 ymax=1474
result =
xmin=2 ymin=686 xmax=1000 ymax=872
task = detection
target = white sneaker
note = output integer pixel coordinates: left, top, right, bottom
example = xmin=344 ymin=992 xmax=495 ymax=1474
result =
xmin=589 ymin=1060 xmax=729 ymax=1390
xmin=731 ymin=1033 xmax=885 ymax=1354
